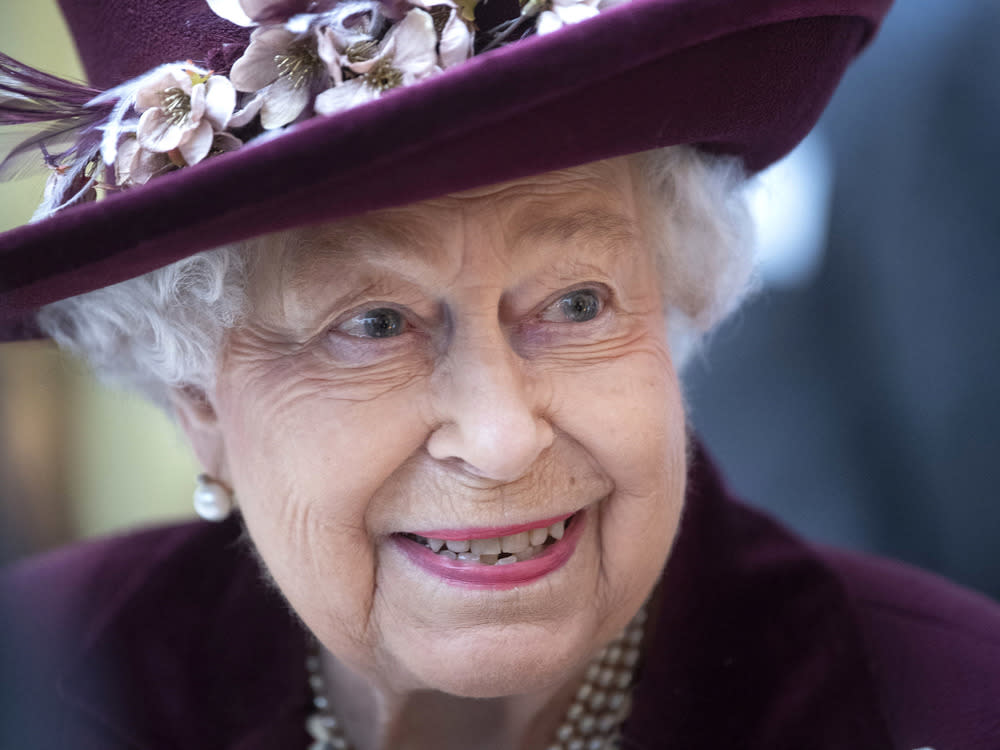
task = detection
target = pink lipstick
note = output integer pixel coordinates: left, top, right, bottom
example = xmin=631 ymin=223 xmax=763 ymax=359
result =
xmin=394 ymin=510 xmax=585 ymax=589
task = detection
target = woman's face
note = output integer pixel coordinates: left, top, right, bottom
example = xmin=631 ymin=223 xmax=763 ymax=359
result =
xmin=191 ymin=158 xmax=687 ymax=698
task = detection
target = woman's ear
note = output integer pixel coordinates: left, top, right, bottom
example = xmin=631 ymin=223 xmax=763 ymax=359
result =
xmin=169 ymin=384 xmax=230 ymax=482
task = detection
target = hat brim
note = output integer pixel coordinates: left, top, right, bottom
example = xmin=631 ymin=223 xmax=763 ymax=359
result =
xmin=0 ymin=0 xmax=890 ymax=339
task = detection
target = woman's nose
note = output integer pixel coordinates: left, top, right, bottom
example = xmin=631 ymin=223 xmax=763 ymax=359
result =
xmin=426 ymin=330 xmax=554 ymax=483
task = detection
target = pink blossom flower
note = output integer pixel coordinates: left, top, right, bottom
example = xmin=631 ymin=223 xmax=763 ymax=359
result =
xmin=134 ymin=65 xmax=237 ymax=166
xmin=116 ymin=132 xmax=242 ymax=185
xmin=115 ymin=137 xmax=172 ymax=186
xmin=314 ymin=9 xmax=439 ymax=116
xmin=229 ymin=25 xmax=332 ymax=129
xmin=314 ymin=0 xmax=388 ymax=62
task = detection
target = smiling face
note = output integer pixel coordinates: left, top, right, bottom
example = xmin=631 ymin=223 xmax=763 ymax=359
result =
xmin=183 ymin=156 xmax=687 ymax=699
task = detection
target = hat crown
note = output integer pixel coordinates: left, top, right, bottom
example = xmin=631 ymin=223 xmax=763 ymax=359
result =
xmin=2 ymin=0 xmax=894 ymax=342
xmin=57 ymin=0 xmax=250 ymax=88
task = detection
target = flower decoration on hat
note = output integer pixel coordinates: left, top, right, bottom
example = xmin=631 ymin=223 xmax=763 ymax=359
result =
xmin=315 ymin=8 xmax=442 ymax=115
xmin=134 ymin=65 xmax=237 ymax=165
xmin=533 ymin=0 xmax=600 ymax=35
xmin=411 ymin=0 xmax=474 ymax=68
xmin=0 ymin=0 xmax=613 ymax=218
xmin=229 ymin=26 xmax=332 ymax=129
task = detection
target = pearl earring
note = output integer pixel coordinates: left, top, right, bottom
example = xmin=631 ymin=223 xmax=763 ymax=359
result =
xmin=193 ymin=474 xmax=234 ymax=521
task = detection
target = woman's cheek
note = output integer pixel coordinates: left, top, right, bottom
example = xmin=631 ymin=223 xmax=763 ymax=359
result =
xmin=552 ymin=344 xmax=680 ymax=484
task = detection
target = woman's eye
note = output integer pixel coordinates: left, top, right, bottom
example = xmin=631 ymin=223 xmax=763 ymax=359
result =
xmin=544 ymin=289 xmax=603 ymax=323
xmin=338 ymin=307 xmax=406 ymax=338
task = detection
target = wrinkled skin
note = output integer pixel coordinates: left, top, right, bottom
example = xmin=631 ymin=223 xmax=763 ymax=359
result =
xmin=174 ymin=157 xmax=687 ymax=749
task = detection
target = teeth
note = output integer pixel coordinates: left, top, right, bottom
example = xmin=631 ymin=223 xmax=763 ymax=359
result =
xmin=409 ymin=515 xmax=574 ymax=566
xmin=517 ymin=545 xmax=541 ymax=562
xmin=501 ymin=531 xmax=529 ymax=553
xmin=469 ymin=537 xmax=501 ymax=556
xmin=528 ymin=526 xmax=548 ymax=546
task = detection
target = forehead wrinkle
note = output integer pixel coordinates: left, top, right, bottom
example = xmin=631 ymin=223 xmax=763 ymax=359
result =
xmin=509 ymin=208 xmax=640 ymax=262
xmin=275 ymin=159 xmax=641 ymax=304
xmin=285 ymin=210 xmax=446 ymax=295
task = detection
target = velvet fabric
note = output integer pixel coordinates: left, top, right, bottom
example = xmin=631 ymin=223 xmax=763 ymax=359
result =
xmin=2 ymin=445 xmax=998 ymax=748
xmin=0 ymin=0 xmax=892 ymax=339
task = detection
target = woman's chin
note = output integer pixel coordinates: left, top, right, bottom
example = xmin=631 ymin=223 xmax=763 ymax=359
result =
xmin=393 ymin=628 xmax=595 ymax=699
xmin=376 ymin=590 xmax=641 ymax=700
xmin=367 ymin=512 xmax=662 ymax=699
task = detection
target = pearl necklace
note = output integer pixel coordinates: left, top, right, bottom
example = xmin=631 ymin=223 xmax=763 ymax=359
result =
xmin=305 ymin=605 xmax=646 ymax=750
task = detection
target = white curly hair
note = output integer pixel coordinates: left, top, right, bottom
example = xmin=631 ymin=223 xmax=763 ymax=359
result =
xmin=36 ymin=145 xmax=756 ymax=409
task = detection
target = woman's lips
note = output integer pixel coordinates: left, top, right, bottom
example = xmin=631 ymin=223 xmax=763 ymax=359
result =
xmin=393 ymin=510 xmax=586 ymax=589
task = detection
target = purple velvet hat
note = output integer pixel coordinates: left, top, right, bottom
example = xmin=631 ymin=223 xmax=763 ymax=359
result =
xmin=0 ymin=0 xmax=892 ymax=340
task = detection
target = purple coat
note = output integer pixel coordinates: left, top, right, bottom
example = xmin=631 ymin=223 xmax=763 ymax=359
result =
xmin=3 ymin=446 xmax=999 ymax=748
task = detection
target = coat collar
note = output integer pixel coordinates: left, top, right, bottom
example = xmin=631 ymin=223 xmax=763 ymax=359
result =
xmin=58 ymin=519 xmax=311 ymax=749
xmin=57 ymin=443 xmax=894 ymax=748
xmin=623 ymin=443 xmax=895 ymax=749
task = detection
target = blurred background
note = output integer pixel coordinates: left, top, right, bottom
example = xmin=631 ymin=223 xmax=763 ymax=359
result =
xmin=0 ymin=0 xmax=201 ymax=561
xmin=1 ymin=2 xmax=998 ymax=599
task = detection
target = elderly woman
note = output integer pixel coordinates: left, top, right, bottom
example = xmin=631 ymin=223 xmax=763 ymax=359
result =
xmin=2 ymin=0 xmax=999 ymax=748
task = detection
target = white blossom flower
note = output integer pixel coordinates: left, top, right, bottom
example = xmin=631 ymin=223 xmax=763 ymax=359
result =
xmin=206 ymin=0 xmax=257 ymax=26
xmin=116 ymin=131 xmax=242 ymax=185
xmin=230 ymin=26 xmax=332 ymax=129
xmin=314 ymin=0 xmax=387 ymax=50
xmin=409 ymin=0 xmax=473 ymax=69
xmin=115 ymin=137 xmax=173 ymax=185
xmin=315 ymin=9 xmax=439 ymax=116
xmin=134 ymin=65 xmax=237 ymax=166
xmin=314 ymin=1 xmax=388 ymax=82
xmin=535 ymin=0 xmax=599 ymax=35
xmin=206 ymin=0 xmax=340 ymax=26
